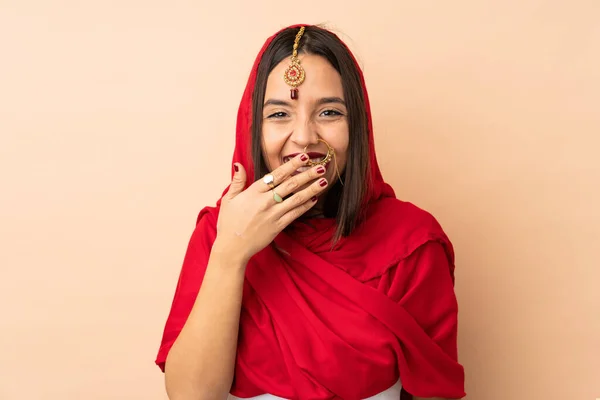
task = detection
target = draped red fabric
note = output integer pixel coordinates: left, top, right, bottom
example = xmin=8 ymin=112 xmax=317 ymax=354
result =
xmin=155 ymin=24 xmax=465 ymax=399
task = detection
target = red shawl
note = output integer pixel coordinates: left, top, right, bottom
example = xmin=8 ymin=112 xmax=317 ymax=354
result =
xmin=155 ymin=24 xmax=465 ymax=399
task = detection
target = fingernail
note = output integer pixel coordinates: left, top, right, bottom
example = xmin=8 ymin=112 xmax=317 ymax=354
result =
xmin=316 ymin=166 xmax=325 ymax=174
xmin=319 ymin=179 xmax=328 ymax=187
xmin=300 ymin=154 xmax=308 ymax=162
xmin=311 ymin=196 xmax=318 ymax=202
xmin=234 ymin=164 xmax=239 ymax=172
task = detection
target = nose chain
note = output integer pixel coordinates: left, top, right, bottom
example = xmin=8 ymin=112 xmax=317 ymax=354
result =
xmin=303 ymin=138 xmax=344 ymax=186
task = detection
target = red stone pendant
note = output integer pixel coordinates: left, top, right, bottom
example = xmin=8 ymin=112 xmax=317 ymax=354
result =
xmin=284 ymin=59 xmax=305 ymax=100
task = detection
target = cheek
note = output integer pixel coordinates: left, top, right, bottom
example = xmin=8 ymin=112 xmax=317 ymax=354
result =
xmin=334 ymin=148 xmax=349 ymax=175
xmin=325 ymin=126 xmax=349 ymax=171
xmin=261 ymin=125 xmax=287 ymax=167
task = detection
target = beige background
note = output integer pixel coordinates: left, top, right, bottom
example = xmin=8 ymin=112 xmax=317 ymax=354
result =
xmin=1 ymin=1 xmax=599 ymax=399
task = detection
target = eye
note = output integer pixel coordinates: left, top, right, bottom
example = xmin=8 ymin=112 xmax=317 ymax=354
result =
xmin=266 ymin=111 xmax=288 ymax=119
xmin=320 ymin=109 xmax=343 ymax=117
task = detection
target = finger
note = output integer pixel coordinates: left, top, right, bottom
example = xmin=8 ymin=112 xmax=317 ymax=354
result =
xmin=273 ymin=164 xmax=327 ymax=199
xmin=276 ymin=177 xmax=328 ymax=216
xmin=225 ymin=163 xmax=247 ymax=199
xmin=253 ymin=153 xmax=309 ymax=192
xmin=276 ymin=194 xmax=319 ymax=230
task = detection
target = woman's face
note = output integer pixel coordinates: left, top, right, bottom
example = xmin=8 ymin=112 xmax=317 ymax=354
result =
xmin=261 ymin=54 xmax=349 ymax=194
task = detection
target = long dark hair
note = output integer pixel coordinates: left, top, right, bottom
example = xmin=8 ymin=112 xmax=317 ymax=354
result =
xmin=251 ymin=26 xmax=370 ymax=242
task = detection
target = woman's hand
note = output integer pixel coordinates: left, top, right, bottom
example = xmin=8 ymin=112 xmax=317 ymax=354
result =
xmin=213 ymin=154 xmax=328 ymax=264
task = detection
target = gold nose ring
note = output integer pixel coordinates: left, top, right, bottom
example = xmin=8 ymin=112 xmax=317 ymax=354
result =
xmin=303 ymin=139 xmax=333 ymax=166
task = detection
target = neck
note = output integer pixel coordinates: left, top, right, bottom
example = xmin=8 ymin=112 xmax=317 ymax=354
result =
xmin=309 ymin=195 xmax=330 ymax=217
xmin=304 ymin=207 xmax=325 ymax=219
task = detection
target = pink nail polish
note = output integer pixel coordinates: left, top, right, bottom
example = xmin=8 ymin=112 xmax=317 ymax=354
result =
xmin=316 ymin=166 xmax=325 ymax=174
xmin=319 ymin=179 xmax=327 ymax=187
xmin=300 ymin=154 xmax=308 ymax=162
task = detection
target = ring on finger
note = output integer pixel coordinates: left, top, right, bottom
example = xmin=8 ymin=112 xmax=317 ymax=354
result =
xmin=263 ymin=173 xmax=276 ymax=189
xmin=272 ymin=189 xmax=283 ymax=203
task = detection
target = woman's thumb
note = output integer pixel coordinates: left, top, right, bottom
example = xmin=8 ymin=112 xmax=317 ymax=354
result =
xmin=227 ymin=163 xmax=247 ymax=198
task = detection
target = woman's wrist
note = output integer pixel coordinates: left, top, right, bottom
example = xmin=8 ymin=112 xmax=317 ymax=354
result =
xmin=210 ymin=236 xmax=250 ymax=269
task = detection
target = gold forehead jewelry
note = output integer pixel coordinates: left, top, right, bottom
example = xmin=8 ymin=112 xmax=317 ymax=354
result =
xmin=283 ymin=27 xmax=306 ymax=100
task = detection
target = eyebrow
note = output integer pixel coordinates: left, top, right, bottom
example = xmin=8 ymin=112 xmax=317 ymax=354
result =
xmin=263 ymin=99 xmax=292 ymax=108
xmin=317 ymin=96 xmax=346 ymax=106
xmin=263 ymin=96 xmax=346 ymax=108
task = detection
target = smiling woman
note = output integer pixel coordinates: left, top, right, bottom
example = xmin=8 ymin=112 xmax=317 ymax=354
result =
xmin=251 ymin=27 xmax=371 ymax=240
xmin=154 ymin=24 xmax=466 ymax=400
xmin=260 ymin=53 xmax=350 ymax=221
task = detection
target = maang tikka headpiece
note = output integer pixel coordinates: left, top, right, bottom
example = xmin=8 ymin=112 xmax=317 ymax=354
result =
xmin=283 ymin=27 xmax=306 ymax=100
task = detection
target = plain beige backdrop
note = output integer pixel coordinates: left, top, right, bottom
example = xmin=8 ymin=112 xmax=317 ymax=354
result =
xmin=1 ymin=1 xmax=599 ymax=399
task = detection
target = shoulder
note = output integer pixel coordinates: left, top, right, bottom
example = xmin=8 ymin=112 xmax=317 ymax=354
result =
xmin=365 ymin=197 xmax=450 ymax=243
xmin=354 ymin=197 xmax=455 ymax=274
xmin=195 ymin=205 xmax=219 ymax=227
xmin=340 ymin=196 xmax=457 ymax=284
xmin=178 ymin=205 xmax=220 ymax=255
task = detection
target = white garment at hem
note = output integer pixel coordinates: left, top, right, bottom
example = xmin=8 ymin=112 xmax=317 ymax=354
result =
xmin=228 ymin=378 xmax=402 ymax=400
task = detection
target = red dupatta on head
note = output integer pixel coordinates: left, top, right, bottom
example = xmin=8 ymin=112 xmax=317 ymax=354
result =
xmin=155 ymin=24 xmax=465 ymax=399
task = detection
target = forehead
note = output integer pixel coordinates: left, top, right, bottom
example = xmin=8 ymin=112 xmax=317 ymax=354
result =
xmin=265 ymin=54 xmax=344 ymax=100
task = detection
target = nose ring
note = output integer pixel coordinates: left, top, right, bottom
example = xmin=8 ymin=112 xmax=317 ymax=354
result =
xmin=303 ymin=139 xmax=334 ymax=166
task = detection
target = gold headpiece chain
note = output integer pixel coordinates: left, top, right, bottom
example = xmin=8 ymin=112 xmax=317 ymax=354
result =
xmin=283 ymin=27 xmax=306 ymax=100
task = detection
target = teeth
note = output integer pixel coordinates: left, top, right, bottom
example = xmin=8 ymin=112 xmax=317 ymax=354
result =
xmin=284 ymin=156 xmax=325 ymax=163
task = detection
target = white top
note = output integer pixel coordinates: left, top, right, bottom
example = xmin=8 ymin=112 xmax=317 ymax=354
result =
xmin=228 ymin=378 xmax=402 ymax=400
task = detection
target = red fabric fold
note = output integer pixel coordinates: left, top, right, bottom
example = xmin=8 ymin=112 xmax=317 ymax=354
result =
xmin=155 ymin=24 xmax=465 ymax=399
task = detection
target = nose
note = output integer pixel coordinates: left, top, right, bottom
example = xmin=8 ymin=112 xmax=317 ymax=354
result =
xmin=289 ymin=118 xmax=319 ymax=149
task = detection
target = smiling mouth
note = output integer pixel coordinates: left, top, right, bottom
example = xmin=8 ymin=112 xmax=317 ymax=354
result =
xmin=283 ymin=152 xmax=327 ymax=165
xmin=283 ymin=152 xmax=329 ymax=175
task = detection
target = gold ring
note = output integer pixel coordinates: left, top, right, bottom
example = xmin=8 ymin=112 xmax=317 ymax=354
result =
xmin=272 ymin=190 xmax=283 ymax=203
xmin=263 ymin=174 xmax=275 ymax=189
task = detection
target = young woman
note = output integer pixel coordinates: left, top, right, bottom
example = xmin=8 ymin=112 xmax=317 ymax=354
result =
xmin=155 ymin=24 xmax=466 ymax=400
